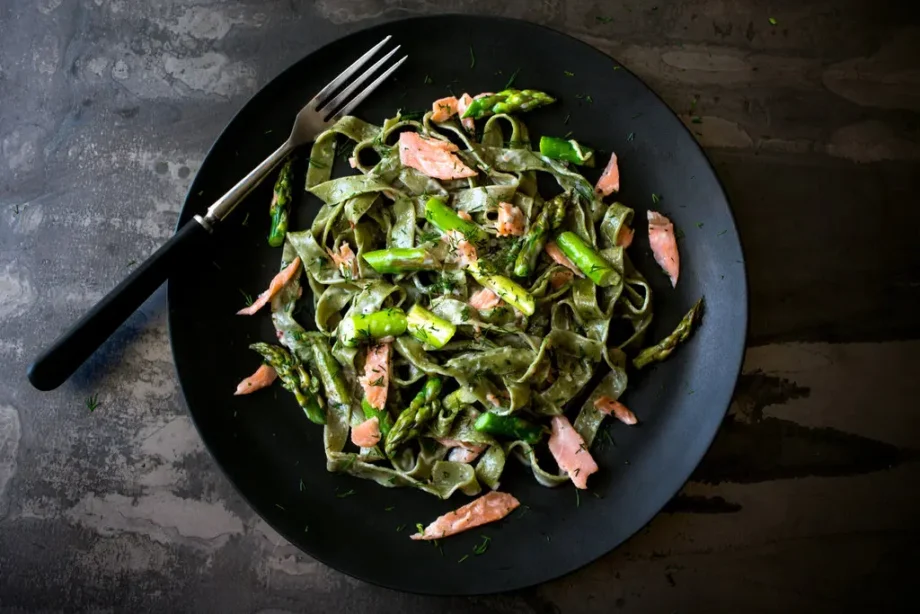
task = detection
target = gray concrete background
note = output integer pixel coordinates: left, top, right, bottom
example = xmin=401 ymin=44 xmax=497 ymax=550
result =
xmin=2 ymin=1 xmax=919 ymax=612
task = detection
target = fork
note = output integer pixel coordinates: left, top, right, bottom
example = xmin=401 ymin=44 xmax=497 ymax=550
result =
xmin=27 ymin=37 xmax=407 ymax=391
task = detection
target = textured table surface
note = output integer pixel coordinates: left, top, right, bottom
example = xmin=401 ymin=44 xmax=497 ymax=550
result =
xmin=2 ymin=1 xmax=919 ymax=612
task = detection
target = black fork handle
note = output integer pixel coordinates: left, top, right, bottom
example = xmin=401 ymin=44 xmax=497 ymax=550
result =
xmin=27 ymin=218 xmax=210 ymax=391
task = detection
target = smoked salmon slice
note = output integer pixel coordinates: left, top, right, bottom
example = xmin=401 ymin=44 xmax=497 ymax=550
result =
xmin=456 ymin=93 xmax=475 ymax=131
xmin=595 ymin=152 xmax=620 ymax=196
xmin=594 ymin=396 xmax=638 ymax=425
xmin=648 ymin=210 xmax=679 ymax=287
xmin=233 ymin=364 xmax=277 ymax=395
xmin=398 ymin=132 xmax=477 ymax=181
xmin=469 ymin=288 xmax=502 ymax=310
xmin=237 ymin=257 xmax=302 ymax=315
xmin=443 ymin=230 xmax=478 ymax=267
xmin=430 ymin=96 xmax=460 ymax=122
xmin=544 ymin=241 xmax=584 ymax=277
xmin=358 ymin=343 xmax=390 ymax=412
xmin=548 ymin=415 xmax=598 ymax=489
xmin=411 ymin=491 xmax=520 ymax=540
xmin=549 ymin=268 xmax=574 ymax=290
xmin=327 ymin=242 xmax=359 ymax=280
xmin=496 ymin=202 xmax=526 ymax=236
xmin=351 ymin=416 xmax=381 ymax=448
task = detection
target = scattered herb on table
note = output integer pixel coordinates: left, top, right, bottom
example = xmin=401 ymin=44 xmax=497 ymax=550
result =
xmin=469 ymin=45 xmax=476 ymax=69
xmin=627 ymin=132 xmax=635 ymax=142
xmin=769 ymin=17 xmax=778 ymax=26
xmin=596 ymin=16 xmax=614 ymax=24
xmin=504 ymin=68 xmax=521 ymax=89
xmin=691 ymin=116 xmax=703 ymax=124
xmin=651 ymin=193 xmax=661 ymax=204
xmin=473 ymin=535 xmax=492 ymax=555
xmin=335 ymin=488 xmax=356 ymax=498
xmin=423 ymin=74 xmax=433 ymax=85
xmin=85 ymin=394 xmax=100 ymax=412
xmin=563 ymin=70 xmax=575 ymax=77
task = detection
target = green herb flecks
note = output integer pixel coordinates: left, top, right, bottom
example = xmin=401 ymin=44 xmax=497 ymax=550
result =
xmin=335 ymin=488 xmax=356 ymax=499
xmin=596 ymin=16 xmax=613 ymax=24
xmin=239 ymin=289 xmax=254 ymax=307
xmin=651 ymin=193 xmax=661 ymax=205
xmin=472 ymin=535 xmax=492 ymax=555
xmin=469 ymin=45 xmax=476 ymax=69
xmin=691 ymin=116 xmax=703 ymax=124
xmin=504 ymin=68 xmax=521 ymax=89
xmin=626 ymin=132 xmax=635 ymax=142
xmin=769 ymin=17 xmax=778 ymax=26
xmin=563 ymin=70 xmax=575 ymax=77
xmin=424 ymin=74 xmax=433 ymax=85
xmin=457 ymin=554 xmax=470 ymax=563
xmin=86 ymin=394 xmax=100 ymax=412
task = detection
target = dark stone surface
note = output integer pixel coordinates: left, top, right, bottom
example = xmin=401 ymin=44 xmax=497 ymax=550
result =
xmin=1 ymin=1 xmax=918 ymax=611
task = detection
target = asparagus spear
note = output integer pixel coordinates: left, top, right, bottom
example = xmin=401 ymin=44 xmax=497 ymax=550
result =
xmin=473 ymin=412 xmax=545 ymax=445
xmin=363 ymin=248 xmax=440 ymax=274
xmin=406 ymin=304 xmax=456 ymax=349
xmin=555 ymin=231 xmax=622 ymax=287
xmin=249 ymin=342 xmax=325 ymax=424
xmin=306 ymin=334 xmax=351 ymax=410
xmin=468 ymin=261 xmax=536 ymax=316
xmin=385 ymin=377 xmax=443 ymax=457
xmin=461 ymin=89 xmax=556 ymax=120
xmin=424 ymin=197 xmax=485 ymax=243
xmin=513 ymin=194 xmax=567 ymax=278
xmin=633 ymin=298 xmax=703 ymax=369
xmin=539 ymin=136 xmax=595 ymax=166
xmin=339 ymin=308 xmax=408 ymax=347
xmin=268 ymin=158 xmax=295 ymax=247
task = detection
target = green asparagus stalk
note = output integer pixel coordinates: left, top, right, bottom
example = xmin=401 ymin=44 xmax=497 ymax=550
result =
xmin=461 ymin=89 xmax=556 ymax=120
xmin=555 ymin=231 xmax=622 ymax=287
xmin=385 ymin=377 xmax=443 ymax=457
xmin=362 ymin=248 xmax=440 ymax=274
xmin=306 ymin=334 xmax=350 ymax=410
xmin=249 ymin=342 xmax=325 ymax=424
xmin=473 ymin=412 xmax=545 ymax=444
xmin=406 ymin=304 xmax=456 ymax=349
xmin=513 ymin=194 xmax=567 ymax=278
xmin=268 ymin=158 xmax=294 ymax=247
xmin=424 ymin=197 xmax=485 ymax=243
xmin=539 ymin=136 xmax=595 ymax=166
xmin=361 ymin=398 xmax=394 ymax=438
xmin=633 ymin=298 xmax=703 ymax=369
xmin=468 ymin=261 xmax=536 ymax=316
xmin=339 ymin=308 xmax=408 ymax=347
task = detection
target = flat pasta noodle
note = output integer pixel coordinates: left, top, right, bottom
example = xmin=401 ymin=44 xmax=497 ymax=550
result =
xmin=240 ymin=101 xmax=701 ymax=501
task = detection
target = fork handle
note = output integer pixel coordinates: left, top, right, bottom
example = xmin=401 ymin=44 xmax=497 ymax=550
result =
xmin=27 ymin=218 xmax=210 ymax=391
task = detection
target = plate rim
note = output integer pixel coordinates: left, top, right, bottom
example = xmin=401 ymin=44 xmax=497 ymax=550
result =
xmin=167 ymin=13 xmax=749 ymax=595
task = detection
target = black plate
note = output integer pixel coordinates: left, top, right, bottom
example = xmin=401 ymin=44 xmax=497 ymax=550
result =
xmin=168 ymin=15 xmax=747 ymax=595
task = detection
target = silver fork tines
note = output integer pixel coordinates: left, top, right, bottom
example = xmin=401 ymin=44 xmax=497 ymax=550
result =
xmin=199 ymin=36 xmax=406 ymax=227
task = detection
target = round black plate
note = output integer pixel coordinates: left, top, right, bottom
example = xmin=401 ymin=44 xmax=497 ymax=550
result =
xmin=168 ymin=15 xmax=747 ymax=595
